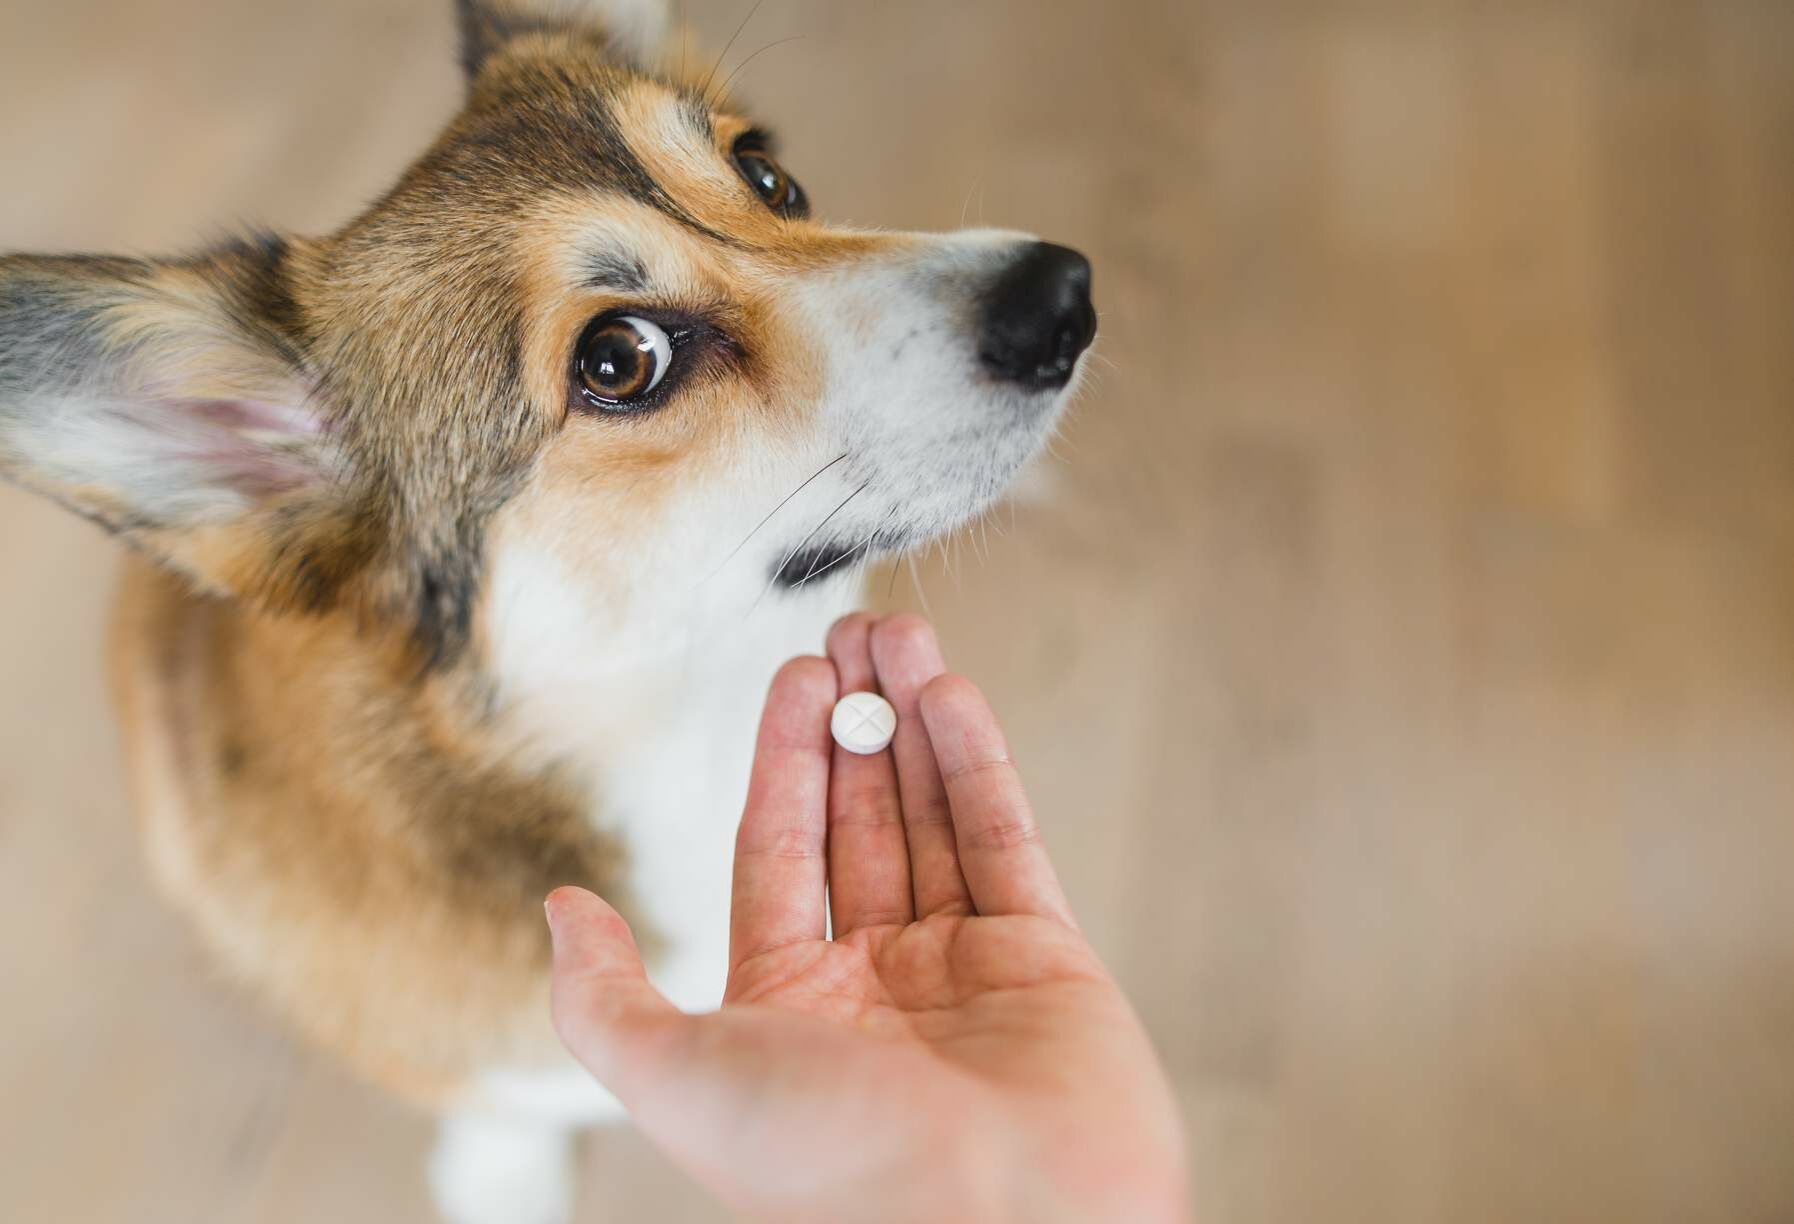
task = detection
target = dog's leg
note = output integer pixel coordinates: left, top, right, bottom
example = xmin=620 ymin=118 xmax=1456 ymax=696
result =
xmin=428 ymin=1064 xmax=629 ymax=1224
xmin=428 ymin=1111 xmax=578 ymax=1224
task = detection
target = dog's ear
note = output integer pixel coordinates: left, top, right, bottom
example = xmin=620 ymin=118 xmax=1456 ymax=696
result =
xmin=0 ymin=240 xmax=376 ymax=612
xmin=455 ymin=0 xmax=670 ymax=78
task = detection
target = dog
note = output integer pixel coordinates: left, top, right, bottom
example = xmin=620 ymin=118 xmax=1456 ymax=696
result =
xmin=0 ymin=1 xmax=1095 ymax=1218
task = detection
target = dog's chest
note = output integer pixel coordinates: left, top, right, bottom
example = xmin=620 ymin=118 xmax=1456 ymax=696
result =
xmin=484 ymin=547 xmax=855 ymax=1009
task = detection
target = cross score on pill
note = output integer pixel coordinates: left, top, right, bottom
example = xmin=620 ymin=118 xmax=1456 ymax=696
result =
xmin=831 ymin=692 xmax=898 ymax=755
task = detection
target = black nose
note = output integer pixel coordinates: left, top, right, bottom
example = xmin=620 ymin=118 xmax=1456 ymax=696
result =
xmin=977 ymin=242 xmax=1097 ymax=390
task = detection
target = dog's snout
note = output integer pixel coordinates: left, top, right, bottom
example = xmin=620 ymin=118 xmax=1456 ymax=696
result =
xmin=977 ymin=242 xmax=1097 ymax=391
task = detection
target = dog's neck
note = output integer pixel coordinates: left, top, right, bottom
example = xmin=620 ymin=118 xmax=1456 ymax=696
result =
xmin=476 ymin=534 xmax=856 ymax=806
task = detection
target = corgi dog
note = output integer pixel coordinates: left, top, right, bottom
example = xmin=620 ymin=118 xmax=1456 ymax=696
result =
xmin=0 ymin=1 xmax=1095 ymax=1219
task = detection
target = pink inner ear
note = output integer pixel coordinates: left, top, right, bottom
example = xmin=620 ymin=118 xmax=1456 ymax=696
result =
xmin=179 ymin=396 xmax=323 ymax=436
xmin=162 ymin=397 xmax=326 ymax=499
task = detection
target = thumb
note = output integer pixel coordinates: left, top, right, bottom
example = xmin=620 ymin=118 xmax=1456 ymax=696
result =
xmin=545 ymin=886 xmax=690 ymax=1100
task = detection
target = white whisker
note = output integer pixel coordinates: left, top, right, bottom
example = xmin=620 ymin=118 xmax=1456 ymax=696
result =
xmin=907 ymin=554 xmax=933 ymax=618
xmin=751 ymin=480 xmax=869 ymax=612
xmin=791 ymin=510 xmax=895 ymax=589
xmin=703 ymin=451 xmax=847 ymax=585
xmin=702 ymin=0 xmax=770 ymax=104
xmin=714 ymin=35 xmax=807 ymax=106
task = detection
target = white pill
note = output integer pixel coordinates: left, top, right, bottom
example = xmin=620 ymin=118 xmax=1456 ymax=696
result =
xmin=831 ymin=691 xmax=898 ymax=756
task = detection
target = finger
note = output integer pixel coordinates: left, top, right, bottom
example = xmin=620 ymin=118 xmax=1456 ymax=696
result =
xmin=824 ymin=613 xmax=914 ymax=934
xmin=730 ymin=655 xmax=837 ymax=973
xmin=546 ymin=886 xmax=690 ymax=1101
xmin=868 ymin=615 xmax=974 ymax=917
xmin=918 ymin=674 xmax=1076 ymax=926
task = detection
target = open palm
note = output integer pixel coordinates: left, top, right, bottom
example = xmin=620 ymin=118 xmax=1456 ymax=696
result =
xmin=548 ymin=615 xmax=1186 ymax=1222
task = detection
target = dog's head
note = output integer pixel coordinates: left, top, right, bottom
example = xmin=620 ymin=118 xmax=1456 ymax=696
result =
xmin=0 ymin=0 xmax=1094 ymax=664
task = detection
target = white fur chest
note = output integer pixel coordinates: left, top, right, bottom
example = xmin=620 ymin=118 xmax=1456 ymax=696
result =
xmin=483 ymin=539 xmax=855 ymax=1011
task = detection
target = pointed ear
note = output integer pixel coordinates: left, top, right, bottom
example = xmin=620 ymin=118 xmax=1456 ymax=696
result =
xmin=456 ymin=0 xmax=671 ymax=78
xmin=0 ymin=240 xmax=375 ymax=611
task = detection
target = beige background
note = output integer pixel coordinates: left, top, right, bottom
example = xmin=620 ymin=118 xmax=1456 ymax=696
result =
xmin=3 ymin=1 xmax=1792 ymax=1221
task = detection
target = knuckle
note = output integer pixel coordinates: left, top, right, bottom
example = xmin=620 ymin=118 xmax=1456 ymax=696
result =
xmin=961 ymin=815 xmax=1043 ymax=853
xmin=847 ymin=907 xmax=911 ymax=929
xmin=738 ymin=822 xmax=824 ymax=860
xmin=904 ymin=797 xmax=956 ymax=828
xmin=941 ymin=756 xmax=1015 ymax=785
xmin=833 ymin=782 xmax=903 ymax=825
xmin=923 ymin=896 xmax=976 ymax=918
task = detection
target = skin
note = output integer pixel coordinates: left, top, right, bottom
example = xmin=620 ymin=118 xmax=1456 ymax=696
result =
xmin=545 ymin=614 xmax=1190 ymax=1222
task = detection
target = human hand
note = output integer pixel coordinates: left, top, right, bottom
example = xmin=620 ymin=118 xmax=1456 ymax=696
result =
xmin=546 ymin=615 xmax=1188 ymax=1223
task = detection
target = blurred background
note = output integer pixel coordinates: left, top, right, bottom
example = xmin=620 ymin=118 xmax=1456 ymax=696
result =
xmin=2 ymin=1 xmax=1791 ymax=1221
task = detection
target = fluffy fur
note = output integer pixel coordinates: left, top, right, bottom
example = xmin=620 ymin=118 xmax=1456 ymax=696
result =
xmin=0 ymin=2 xmax=1088 ymax=1219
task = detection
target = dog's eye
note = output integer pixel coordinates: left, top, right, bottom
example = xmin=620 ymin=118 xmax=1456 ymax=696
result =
xmin=576 ymin=315 xmax=672 ymax=408
xmin=734 ymin=143 xmax=808 ymax=218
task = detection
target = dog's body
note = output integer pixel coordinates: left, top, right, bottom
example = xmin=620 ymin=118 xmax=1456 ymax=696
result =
xmin=113 ymin=547 xmax=847 ymax=1217
xmin=2 ymin=3 xmax=1093 ymax=1218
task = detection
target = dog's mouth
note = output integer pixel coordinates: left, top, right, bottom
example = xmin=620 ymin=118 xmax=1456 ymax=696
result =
xmin=770 ymin=526 xmax=912 ymax=591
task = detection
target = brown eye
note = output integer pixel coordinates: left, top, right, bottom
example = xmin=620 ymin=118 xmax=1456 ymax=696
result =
xmin=734 ymin=146 xmax=808 ymax=217
xmin=576 ymin=315 xmax=671 ymax=408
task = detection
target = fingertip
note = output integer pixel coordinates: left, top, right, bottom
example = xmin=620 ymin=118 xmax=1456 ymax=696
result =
xmin=826 ymin=611 xmax=877 ymax=657
xmin=769 ymin=653 xmax=838 ymax=708
xmin=544 ymin=885 xmax=594 ymax=943
xmin=869 ymin=614 xmax=948 ymax=710
xmin=827 ymin=612 xmax=880 ymax=693
xmin=918 ymin=672 xmax=988 ymax=722
xmin=544 ymin=884 xmax=595 ymax=922
xmin=871 ymin=612 xmax=942 ymax=663
xmin=545 ymin=887 xmax=632 ymax=963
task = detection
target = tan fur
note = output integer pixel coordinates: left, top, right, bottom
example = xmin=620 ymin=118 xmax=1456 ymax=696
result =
xmin=111 ymin=556 xmax=634 ymax=1103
